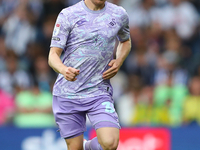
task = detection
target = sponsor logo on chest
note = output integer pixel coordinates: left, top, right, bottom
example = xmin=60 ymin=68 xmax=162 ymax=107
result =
xmin=75 ymin=19 xmax=88 ymax=27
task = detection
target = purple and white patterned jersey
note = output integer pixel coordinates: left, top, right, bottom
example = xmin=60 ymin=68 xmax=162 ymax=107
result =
xmin=50 ymin=0 xmax=130 ymax=99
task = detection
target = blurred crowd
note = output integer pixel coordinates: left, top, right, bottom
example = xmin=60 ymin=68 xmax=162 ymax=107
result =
xmin=0 ymin=0 xmax=200 ymax=128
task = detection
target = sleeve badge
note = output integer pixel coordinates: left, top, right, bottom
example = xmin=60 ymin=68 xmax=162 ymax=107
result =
xmin=53 ymin=24 xmax=61 ymax=36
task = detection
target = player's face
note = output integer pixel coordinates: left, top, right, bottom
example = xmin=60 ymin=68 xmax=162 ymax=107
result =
xmin=90 ymin=0 xmax=106 ymax=7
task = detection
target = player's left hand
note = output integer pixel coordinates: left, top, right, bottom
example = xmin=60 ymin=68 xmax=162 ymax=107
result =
xmin=103 ymin=59 xmax=122 ymax=80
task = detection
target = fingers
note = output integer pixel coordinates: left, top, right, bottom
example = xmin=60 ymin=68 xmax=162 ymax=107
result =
xmin=103 ymin=67 xmax=115 ymax=77
xmin=103 ymin=67 xmax=118 ymax=79
xmin=103 ymin=60 xmax=116 ymax=76
xmin=108 ymin=60 xmax=115 ymax=67
xmin=65 ymin=72 xmax=77 ymax=81
xmin=103 ymin=60 xmax=120 ymax=79
xmin=64 ymin=67 xmax=80 ymax=81
xmin=103 ymin=72 xmax=117 ymax=80
xmin=65 ymin=76 xmax=77 ymax=81
xmin=68 ymin=67 xmax=80 ymax=75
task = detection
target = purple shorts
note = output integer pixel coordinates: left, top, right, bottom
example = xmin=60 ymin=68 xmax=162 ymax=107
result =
xmin=52 ymin=95 xmax=120 ymax=139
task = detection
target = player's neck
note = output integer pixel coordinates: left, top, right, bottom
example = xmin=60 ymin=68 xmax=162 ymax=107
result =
xmin=84 ymin=0 xmax=105 ymax=11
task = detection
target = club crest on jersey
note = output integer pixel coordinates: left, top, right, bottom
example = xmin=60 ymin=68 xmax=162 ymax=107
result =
xmin=53 ymin=23 xmax=61 ymax=36
xmin=108 ymin=19 xmax=116 ymax=28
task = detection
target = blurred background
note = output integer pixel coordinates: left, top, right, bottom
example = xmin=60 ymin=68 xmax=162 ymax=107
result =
xmin=0 ymin=0 xmax=200 ymax=149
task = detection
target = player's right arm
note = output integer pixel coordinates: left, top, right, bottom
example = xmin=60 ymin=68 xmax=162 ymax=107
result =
xmin=48 ymin=47 xmax=79 ymax=81
xmin=48 ymin=10 xmax=79 ymax=81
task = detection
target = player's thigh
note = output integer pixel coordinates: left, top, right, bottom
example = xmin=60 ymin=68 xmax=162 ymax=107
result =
xmin=65 ymin=134 xmax=84 ymax=150
xmin=87 ymin=95 xmax=120 ymax=130
xmin=52 ymin=96 xmax=87 ymax=138
xmin=87 ymin=95 xmax=120 ymax=149
xmin=96 ymin=127 xmax=119 ymax=149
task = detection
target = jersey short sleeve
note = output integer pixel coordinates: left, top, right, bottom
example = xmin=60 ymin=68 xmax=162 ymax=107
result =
xmin=50 ymin=10 xmax=71 ymax=50
xmin=117 ymin=8 xmax=130 ymax=42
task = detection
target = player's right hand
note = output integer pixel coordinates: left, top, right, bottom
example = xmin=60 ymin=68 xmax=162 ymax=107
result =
xmin=60 ymin=66 xmax=79 ymax=81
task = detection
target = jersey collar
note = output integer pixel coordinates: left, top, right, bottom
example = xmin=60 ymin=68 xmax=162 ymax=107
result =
xmin=81 ymin=0 xmax=107 ymax=14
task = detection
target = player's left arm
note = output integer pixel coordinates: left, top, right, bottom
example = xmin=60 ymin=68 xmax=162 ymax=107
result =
xmin=103 ymin=8 xmax=131 ymax=80
xmin=103 ymin=38 xmax=131 ymax=80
